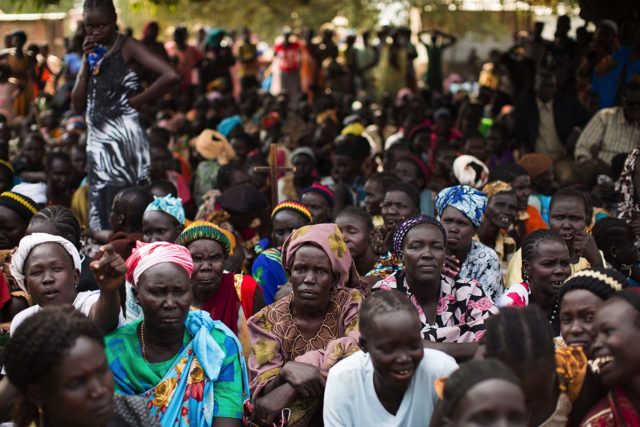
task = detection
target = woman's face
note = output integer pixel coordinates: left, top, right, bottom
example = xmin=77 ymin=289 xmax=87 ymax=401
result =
xmin=402 ymin=224 xmax=446 ymax=286
xmin=289 ymin=245 xmax=334 ymax=312
xmin=272 ymin=210 xmax=308 ymax=248
xmin=363 ymin=180 xmax=384 ymax=216
xmin=363 ymin=310 xmax=424 ymax=391
xmin=25 ymin=243 xmax=78 ymax=308
xmin=485 ymin=192 xmax=518 ymax=230
xmin=37 ymin=337 xmax=114 ymax=427
xmin=524 ymin=240 xmax=571 ymax=299
xmin=394 ymin=159 xmax=423 ymax=189
xmin=590 ymin=299 xmax=640 ymax=387
xmin=560 ymin=289 xmax=604 ymax=352
xmin=137 ymin=263 xmax=192 ymax=334
xmin=83 ymin=9 xmax=116 ymax=46
xmin=510 ymin=175 xmax=532 ymax=211
xmin=0 ymin=206 xmax=26 ymax=249
xmin=301 ymin=192 xmax=331 ymax=225
xmin=549 ymin=197 xmax=587 ymax=244
xmin=381 ymin=190 xmax=418 ymax=230
xmin=142 ymin=211 xmax=183 ymax=243
xmin=445 ymin=379 xmax=527 ymax=427
xmin=188 ymin=239 xmax=225 ymax=298
xmin=336 ymin=214 xmax=370 ymax=260
xmin=440 ymin=206 xmax=475 ymax=255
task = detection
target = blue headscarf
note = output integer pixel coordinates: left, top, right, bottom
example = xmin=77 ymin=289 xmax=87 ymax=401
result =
xmin=217 ymin=115 xmax=242 ymax=138
xmin=435 ymin=185 xmax=488 ymax=229
xmin=144 ymin=194 xmax=186 ymax=225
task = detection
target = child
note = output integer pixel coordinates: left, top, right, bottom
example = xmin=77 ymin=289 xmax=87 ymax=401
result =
xmin=323 ymin=290 xmax=457 ymax=427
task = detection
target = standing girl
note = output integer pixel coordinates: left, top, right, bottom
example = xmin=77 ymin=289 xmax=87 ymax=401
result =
xmin=71 ymin=0 xmax=179 ymax=230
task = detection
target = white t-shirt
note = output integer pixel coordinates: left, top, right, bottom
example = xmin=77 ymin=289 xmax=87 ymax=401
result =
xmin=9 ymin=290 xmax=125 ymax=336
xmin=323 ymin=349 xmax=458 ymax=427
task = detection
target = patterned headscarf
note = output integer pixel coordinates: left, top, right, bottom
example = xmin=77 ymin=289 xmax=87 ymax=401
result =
xmin=453 ymin=155 xmax=489 ymax=189
xmin=392 ymin=215 xmax=447 ymax=256
xmin=11 ymin=233 xmax=82 ymax=293
xmin=282 ymin=223 xmax=355 ymax=288
xmin=482 ymin=181 xmax=512 ymax=198
xmin=616 ymin=148 xmax=640 ymax=222
xmin=144 ymin=194 xmax=186 ymax=225
xmin=435 ymin=185 xmax=488 ymax=229
xmin=176 ymin=221 xmax=232 ymax=257
xmin=271 ymin=201 xmax=313 ymax=223
xmin=125 ymin=241 xmax=194 ymax=288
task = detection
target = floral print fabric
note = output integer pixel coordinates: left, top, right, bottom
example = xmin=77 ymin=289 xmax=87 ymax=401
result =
xmin=459 ymin=240 xmax=505 ymax=302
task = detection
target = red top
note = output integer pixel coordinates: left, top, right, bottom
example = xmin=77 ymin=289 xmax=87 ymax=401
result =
xmin=275 ymin=41 xmax=301 ymax=72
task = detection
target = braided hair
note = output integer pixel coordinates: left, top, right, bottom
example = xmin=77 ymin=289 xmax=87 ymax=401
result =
xmin=521 ymin=229 xmax=567 ymax=279
xmin=360 ymin=289 xmax=419 ymax=337
xmin=4 ymin=306 xmax=104 ymax=427
xmin=484 ymin=306 xmax=556 ymax=379
xmin=83 ymin=0 xmax=116 ymax=17
xmin=30 ymin=205 xmax=81 ymax=250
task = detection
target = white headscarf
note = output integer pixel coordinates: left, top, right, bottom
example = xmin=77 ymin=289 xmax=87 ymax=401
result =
xmin=10 ymin=233 xmax=82 ymax=293
xmin=11 ymin=182 xmax=47 ymax=205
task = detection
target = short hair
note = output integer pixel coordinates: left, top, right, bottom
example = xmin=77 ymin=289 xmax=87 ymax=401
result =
xmin=592 ymin=217 xmax=633 ymax=253
xmin=488 ymin=162 xmax=528 ymax=183
xmin=4 ymin=306 xmax=103 ymax=426
xmin=385 ymin=181 xmax=420 ymax=209
xmin=336 ymin=206 xmax=374 ymax=231
xmin=46 ymin=151 xmax=71 ymax=170
xmin=366 ymin=172 xmax=400 ymax=191
xmin=113 ymin=186 xmax=154 ymax=231
xmin=24 ymin=132 xmax=45 ymax=148
xmin=360 ymin=290 xmax=419 ymax=337
xmin=521 ymin=229 xmax=567 ymax=266
xmin=30 ymin=206 xmax=81 ymax=249
xmin=550 ymin=186 xmax=591 ymax=219
xmin=484 ymin=306 xmax=556 ymax=378
xmin=148 ymin=179 xmax=177 ymax=198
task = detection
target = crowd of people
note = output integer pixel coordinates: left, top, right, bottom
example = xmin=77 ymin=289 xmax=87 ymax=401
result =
xmin=0 ymin=0 xmax=639 ymax=425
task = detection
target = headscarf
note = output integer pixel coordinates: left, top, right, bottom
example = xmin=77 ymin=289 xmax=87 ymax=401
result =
xmin=453 ymin=155 xmax=489 ymax=189
xmin=436 ymin=185 xmax=488 ymax=229
xmin=290 ymin=147 xmax=316 ymax=164
xmin=11 ymin=233 xmax=81 ymax=293
xmin=341 ymin=122 xmax=365 ymax=136
xmin=193 ymin=129 xmax=236 ymax=164
xmin=519 ymin=153 xmax=553 ymax=178
xmin=144 ymin=194 xmax=185 ymax=225
xmin=12 ymin=183 xmax=47 ymax=205
xmin=0 ymin=190 xmax=39 ymax=222
xmin=616 ymin=148 xmax=640 ymax=222
xmin=176 ymin=221 xmax=232 ymax=257
xmin=392 ymin=215 xmax=446 ymax=256
xmin=125 ymin=241 xmax=194 ymax=288
xmin=482 ymin=180 xmax=512 ymax=198
xmin=300 ymin=183 xmax=335 ymax=208
xmin=282 ymin=224 xmax=355 ymax=288
xmin=217 ymin=115 xmax=243 ymax=138
xmin=271 ymin=201 xmax=313 ymax=223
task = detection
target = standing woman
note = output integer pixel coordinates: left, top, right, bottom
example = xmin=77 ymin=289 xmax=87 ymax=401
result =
xmin=71 ymin=0 xmax=179 ymax=231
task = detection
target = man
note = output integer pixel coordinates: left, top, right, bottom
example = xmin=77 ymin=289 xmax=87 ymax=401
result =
xmin=514 ymin=69 xmax=589 ymax=183
xmin=575 ymin=81 xmax=640 ymax=168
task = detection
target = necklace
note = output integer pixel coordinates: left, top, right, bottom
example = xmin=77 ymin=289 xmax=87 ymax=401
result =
xmin=92 ymin=33 xmax=120 ymax=76
xmin=140 ymin=321 xmax=147 ymax=361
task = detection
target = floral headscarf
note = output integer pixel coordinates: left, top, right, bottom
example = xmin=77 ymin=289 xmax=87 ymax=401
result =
xmin=482 ymin=181 xmax=512 ymax=198
xmin=435 ymin=185 xmax=488 ymax=229
xmin=616 ymin=148 xmax=640 ymax=222
xmin=282 ymin=223 xmax=357 ymax=288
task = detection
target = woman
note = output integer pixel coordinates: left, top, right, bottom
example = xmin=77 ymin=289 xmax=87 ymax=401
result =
xmin=438 ymin=359 xmax=527 ymax=427
xmin=105 ymin=241 xmax=248 ymax=426
xmin=71 ymin=0 xmax=180 ymax=231
xmin=335 ymin=207 xmax=379 ymax=278
xmin=4 ymin=306 xmax=159 ymax=427
xmin=248 ymin=224 xmax=363 ymax=426
xmin=476 ymin=181 xmax=518 ymax=270
xmin=252 ymin=201 xmax=312 ymax=304
xmin=142 ymin=194 xmax=185 ymax=243
xmin=0 ymin=31 xmax=33 ymax=117
xmin=500 ymin=230 xmax=572 ymax=316
xmin=362 ymin=172 xmax=399 ymax=228
xmin=505 ymin=187 xmax=604 ymax=286
xmin=551 ymin=268 xmax=623 ymax=351
xmin=373 ymin=215 xmax=497 ymax=360
xmin=177 ymin=220 xmax=263 ymax=354
xmin=581 ymin=291 xmax=640 ymax=425
xmin=393 ymin=155 xmax=435 ymax=216
xmin=435 ymin=185 xmax=503 ymax=302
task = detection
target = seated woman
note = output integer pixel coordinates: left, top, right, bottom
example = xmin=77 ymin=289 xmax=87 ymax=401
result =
xmin=4 ymin=306 xmax=159 ymax=427
xmin=252 ymin=201 xmax=312 ymax=304
xmin=362 ymin=172 xmax=399 ymax=228
xmin=438 ymin=359 xmax=527 ymax=427
xmin=477 ymin=180 xmax=518 ymax=272
xmin=485 ymin=306 xmax=589 ymax=427
xmin=499 ymin=230 xmax=572 ymax=318
xmin=435 ymin=184 xmax=504 ymax=302
xmin=336 ymin=207 xmax=379 ymax=278
xmin=373 ymin=215 xmax=497 ymax=360
xmin=248 ymin=224 xmax=363 ymax=427
xmin=324 ymin=290 xmax=458 ymax=427
xmin=393 ymin=155 xmax=435 ymax=216
xmin=505 ymin=187 xmax=604 ymax=285
xmin=551 ymin=268 xmax=623 ymax=350
xmin=592 ymin=217 xmax=640 ymax=287
xmin=142 ymin=194 xmax=185 ymax=243
xmin=581 ymin=290 xmax=640 ymax=425
xmin=177 ymin=220 xmax=264 ymax=354
xmin=106 ymin=241 xmax=248 ymax=426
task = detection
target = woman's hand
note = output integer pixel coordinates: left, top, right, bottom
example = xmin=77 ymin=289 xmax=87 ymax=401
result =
xmin=444 ymin=253 xmax=461 ymax=274
xmin=82 ymin=35 xmax=98 ymax=56
xmin=280 ymin=361 xmax=325 ymax=398
xmin=252 ymin=383 xmax=296 ymax=426
xmin=573 ymin=231 xmax=603 ymax=267
xmin=90 ymin=244 xmax=127 ymax=292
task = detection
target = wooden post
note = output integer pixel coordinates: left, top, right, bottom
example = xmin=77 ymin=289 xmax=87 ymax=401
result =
xmin=253 ymin=143 xmax=295 ymax=207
